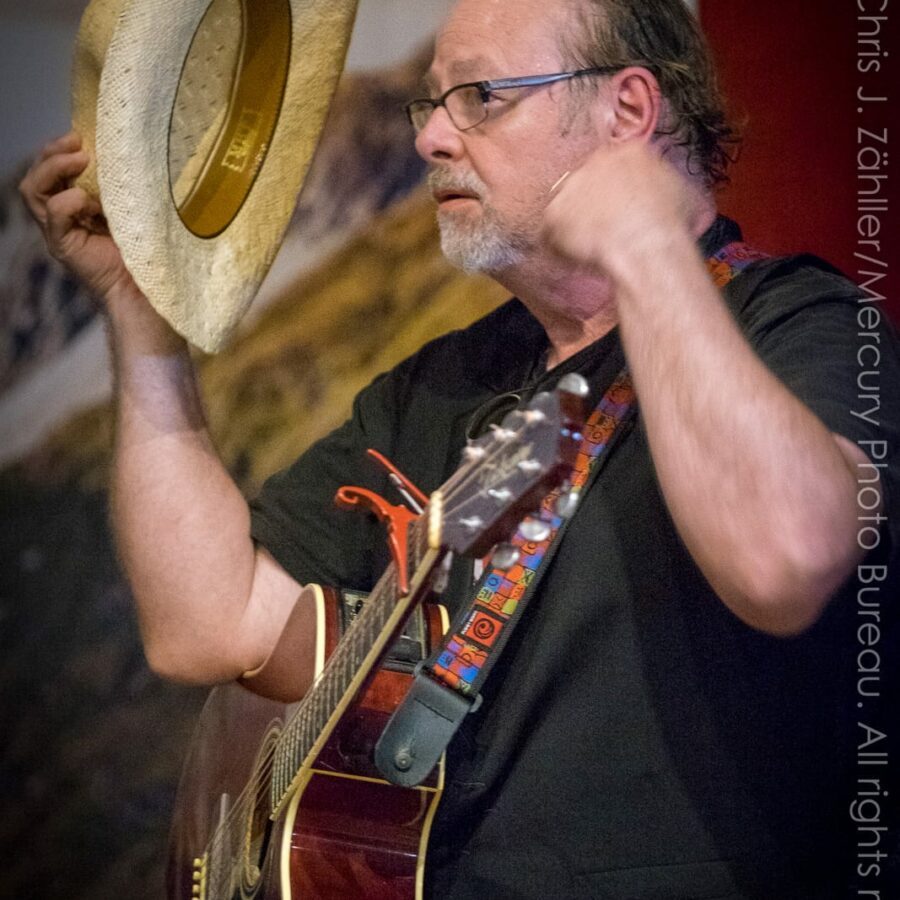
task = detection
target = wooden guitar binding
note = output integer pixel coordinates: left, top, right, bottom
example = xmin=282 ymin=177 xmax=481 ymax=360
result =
xmin=238 ymin=584 xmax=340 ymax=704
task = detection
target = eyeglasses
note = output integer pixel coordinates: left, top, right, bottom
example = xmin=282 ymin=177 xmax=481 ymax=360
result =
xmin=404 ymin=67 xmax=622 ymax=134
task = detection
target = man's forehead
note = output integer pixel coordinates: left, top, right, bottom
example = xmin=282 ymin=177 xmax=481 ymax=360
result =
xmin=423 ymin=56 xmax=494 ymax=91
xmin=426 ymin=0 xmax=572 ymax=90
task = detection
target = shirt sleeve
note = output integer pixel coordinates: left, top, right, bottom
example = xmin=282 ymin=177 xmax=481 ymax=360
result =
xmin=245 ymin=306 xmax=520 ymax=594
xmin=248 ymin=369 xmax=402 ymax=591
xmin=729 ymin=255 xmax=900 ymax=555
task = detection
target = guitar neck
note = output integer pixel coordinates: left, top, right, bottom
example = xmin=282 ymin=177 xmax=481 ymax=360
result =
xmin=270 ymin=510 xmax=442 ymax=814
xmin=267 ymin=377 xmax=587 ymax=815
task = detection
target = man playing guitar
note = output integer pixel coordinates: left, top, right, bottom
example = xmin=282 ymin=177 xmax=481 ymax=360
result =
xmin=20 ymin=0 xmax=900 ymax=896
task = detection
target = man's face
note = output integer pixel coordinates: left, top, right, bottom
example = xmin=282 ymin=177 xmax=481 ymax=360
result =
xmin=417 ymin=0 xmax=606 ymax=275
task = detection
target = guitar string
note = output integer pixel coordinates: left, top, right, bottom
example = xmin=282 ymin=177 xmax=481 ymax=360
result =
xmin=200 ymin=544 xmax=414 ymax=886
xmin=201 ymin=562 xmax=405 ymax=886
xmin=202 ymin=559 xmax=423 ymax=892
xmin=197 ymin=404 xmax=561 ymax=882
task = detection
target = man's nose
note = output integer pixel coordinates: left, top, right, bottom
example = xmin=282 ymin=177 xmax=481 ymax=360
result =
xmin=414 ymin=105 xmax=465 ymax=163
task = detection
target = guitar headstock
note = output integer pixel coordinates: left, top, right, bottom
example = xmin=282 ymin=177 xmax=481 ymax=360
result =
xmin=439 ymin=374 xmax=588 ymax=558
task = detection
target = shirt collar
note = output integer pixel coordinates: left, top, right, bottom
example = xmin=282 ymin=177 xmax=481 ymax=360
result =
xmin=700 ymin=214 xmax=743 ymax=257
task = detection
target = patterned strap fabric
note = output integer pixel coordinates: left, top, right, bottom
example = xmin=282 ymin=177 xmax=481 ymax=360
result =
xmin=707 ymin=240 xmax=771 ymax=287
xmin=427 ymin=239 xmax=770 ymax=699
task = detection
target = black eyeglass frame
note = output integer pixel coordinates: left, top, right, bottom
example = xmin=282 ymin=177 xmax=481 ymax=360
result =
xmin=404 ymin=66 xmax=624 ymax=133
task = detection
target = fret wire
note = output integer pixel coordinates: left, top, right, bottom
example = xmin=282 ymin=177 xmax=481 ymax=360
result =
xmin=410 ymin=515 xmax=426 ymax=571
xmin=420 ymin=517 xmax=427 ymax=562
xmin=299 ymin=711 xmax=312 ymax=761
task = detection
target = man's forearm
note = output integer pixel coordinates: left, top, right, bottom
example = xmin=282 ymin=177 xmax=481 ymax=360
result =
xmin=615 ymin=231 xmax=864 ymax=634
xmin=106 ymin=282 xmax=273 ymax=681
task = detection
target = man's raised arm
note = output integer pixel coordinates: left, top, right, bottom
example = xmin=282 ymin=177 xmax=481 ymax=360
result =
xmin=19 ymin=131 xmax=311 ymax=686
xmin=545 ymin=141 xmax=874 ymax=636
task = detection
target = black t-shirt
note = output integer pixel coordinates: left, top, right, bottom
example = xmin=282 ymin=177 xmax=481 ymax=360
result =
xmin=250 ymin=218 xmax=900 ymax=899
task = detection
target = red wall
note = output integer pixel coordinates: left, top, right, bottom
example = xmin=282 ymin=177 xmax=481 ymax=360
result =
xmin=700 ymin=0 xmax=898 ymax=321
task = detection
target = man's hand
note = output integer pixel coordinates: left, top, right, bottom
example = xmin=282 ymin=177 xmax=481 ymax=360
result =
xmin=19 ymin=131 xmax=138 ymax=300
xmin=542 ymin=142 xmax=710 ymax=283
xmin=20 ymin=130 xmax=182 ymax=352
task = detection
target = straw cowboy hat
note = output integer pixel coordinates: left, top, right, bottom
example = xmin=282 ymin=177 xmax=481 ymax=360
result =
xmin=72 ymin=0 xmax=359 ymax=352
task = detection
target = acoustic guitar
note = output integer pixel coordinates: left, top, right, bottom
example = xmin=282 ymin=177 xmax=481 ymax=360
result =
xmin=166 ymin=376 xmax=586 ymax=899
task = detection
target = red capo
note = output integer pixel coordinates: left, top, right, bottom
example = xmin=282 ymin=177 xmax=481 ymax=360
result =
xmin=333 ymin=450 xmax=428 ymax=596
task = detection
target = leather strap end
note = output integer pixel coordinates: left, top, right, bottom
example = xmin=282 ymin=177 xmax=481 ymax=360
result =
xmin=374 ymin=672 xmax=476 ymax=787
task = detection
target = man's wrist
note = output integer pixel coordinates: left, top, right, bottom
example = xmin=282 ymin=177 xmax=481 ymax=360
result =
xmin=606 ymin=225 xmax=700 ymax=297
xmin=105 ymin=279 xmax=188 ymax=358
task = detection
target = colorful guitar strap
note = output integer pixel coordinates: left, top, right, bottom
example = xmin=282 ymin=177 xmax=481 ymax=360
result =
xmin=374 ymin=240 xmax=771 ymax=787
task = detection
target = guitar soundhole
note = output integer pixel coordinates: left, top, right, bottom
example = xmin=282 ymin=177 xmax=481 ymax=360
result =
xmin=239 ymin=727 xmax=279 ymax=897
xmin=241 ymin=794 xmax=271 ymax=893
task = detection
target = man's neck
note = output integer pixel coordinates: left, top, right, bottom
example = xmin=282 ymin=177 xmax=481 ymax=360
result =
xmin=501 ymin=263 xmax=619 ymax=369
xmin=493 ymin=203 xmax=719 ymax=370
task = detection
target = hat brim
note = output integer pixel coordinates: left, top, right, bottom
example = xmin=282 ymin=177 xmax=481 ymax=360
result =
xmin=75 ymin=0 xmax=359 ymax=352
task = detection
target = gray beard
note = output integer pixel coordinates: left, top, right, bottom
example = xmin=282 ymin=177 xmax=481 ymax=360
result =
xmin=436 ymin=206 xmax=530 ymax=275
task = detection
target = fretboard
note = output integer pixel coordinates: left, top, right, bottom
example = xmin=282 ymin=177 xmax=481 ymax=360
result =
xmin=270 ymin=512 xmax=436 ymax=811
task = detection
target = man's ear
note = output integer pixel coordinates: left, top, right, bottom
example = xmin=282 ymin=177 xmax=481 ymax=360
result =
xmin=607 ymin=66 xmax=663 ymax=143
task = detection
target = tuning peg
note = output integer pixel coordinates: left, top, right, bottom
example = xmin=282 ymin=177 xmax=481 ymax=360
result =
xmin=522 ymin=408 xmax=547 ymax=425
xmin=491 ymin=543 xmax=520 ymax=570
xmin=459 ymin=516 xmax=485 ymax=533
xmin=557 ymin=373 xmax=590 ymax=397
xmin=487 ymin=487 xmax=513 ymax=503
xmin=554 ymin=488 xmax=580 ymax=519
xmin=489 ymin=424 xmax=517 ymax=442
xmin=519 ymin=517 xmax=552 ymax=542
xmin=463 ymin=444 xmax=487 ymax=462
xmin=516 ymin=459 xmax=542 ymax=475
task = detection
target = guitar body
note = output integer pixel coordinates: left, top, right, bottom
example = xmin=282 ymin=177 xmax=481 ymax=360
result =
xmin=167 ymin=598 xmax=448 ymax=900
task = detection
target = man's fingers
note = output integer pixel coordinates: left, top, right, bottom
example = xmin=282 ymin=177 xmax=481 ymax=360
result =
xmin=31 ymin=150 xmax=89 ymax=195
xmin=20 ymin=150 xmax=90 ymax=220
xmin=45 ymin=187 xmax=95 ymax=250
xmin=18 ymin=133 xmax=127 ymax=299
xmin=36 ymin=130 xmax=82 ymax=163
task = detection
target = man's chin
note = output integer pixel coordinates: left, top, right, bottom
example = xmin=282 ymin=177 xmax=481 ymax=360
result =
xmin=436 ymin=210 xmax=530 ymax=274
xmin=439 ymin=241 xmax=523 ymax=276
xmin=436 ymin=204 xmax=480 ymax=230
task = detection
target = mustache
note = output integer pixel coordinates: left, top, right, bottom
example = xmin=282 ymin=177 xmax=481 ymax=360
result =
xmin=427 ymin=167 xmax=486 ymax=199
